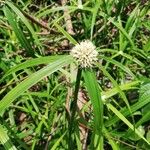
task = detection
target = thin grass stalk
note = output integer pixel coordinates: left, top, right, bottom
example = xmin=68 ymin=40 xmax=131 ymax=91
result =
xmin=68 ymin=68 xmax=82 ymax=149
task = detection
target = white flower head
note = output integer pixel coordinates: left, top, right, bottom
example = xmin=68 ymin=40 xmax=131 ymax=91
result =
xmin=70 ymin=40 xmax=98 ymax=68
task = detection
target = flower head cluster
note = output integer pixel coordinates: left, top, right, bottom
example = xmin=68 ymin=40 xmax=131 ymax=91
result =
xmin=70 ymin=40 xmax=98 ymax=68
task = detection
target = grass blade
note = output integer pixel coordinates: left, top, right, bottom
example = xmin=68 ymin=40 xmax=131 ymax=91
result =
xmin=4 ymin=6 xmax=34 ymax=56
xmin=83 ymin=69 xmax=103 ymax=149
xmin=106 ymin=103 xmax=149 ymax=145
xmin=0 ymin=55 xmax=73 ymax=114
xmin=0 ymin=55 xmax=65 ymax=83
xmin=6 ymin=1 xmax=41 ymax=47
xmin=54 ymin=22 xmax=77 ymax=45
xmin=0 ymin=124 xmax=17 ymax=150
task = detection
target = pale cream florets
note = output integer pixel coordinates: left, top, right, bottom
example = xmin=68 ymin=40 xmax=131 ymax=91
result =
xmin=70 ymin=40 xmax=98 ymax=68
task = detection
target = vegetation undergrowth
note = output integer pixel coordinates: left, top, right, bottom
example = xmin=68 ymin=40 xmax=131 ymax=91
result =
xmin=0 ymin=0 xmax=150 ymax=149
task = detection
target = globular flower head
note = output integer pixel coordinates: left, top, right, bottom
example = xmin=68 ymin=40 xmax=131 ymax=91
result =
xmin=70 ymin=40 xmax=98 ymax=68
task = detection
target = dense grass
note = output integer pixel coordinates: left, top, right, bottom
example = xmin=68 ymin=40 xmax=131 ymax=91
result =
xmin=0 ymin=0 xmax=150 ymax=149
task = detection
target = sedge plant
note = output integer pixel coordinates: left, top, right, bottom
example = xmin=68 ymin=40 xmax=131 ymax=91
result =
xmin=0 ymin=0 xmax=150 ymax=149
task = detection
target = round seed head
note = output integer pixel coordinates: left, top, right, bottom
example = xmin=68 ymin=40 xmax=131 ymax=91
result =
xmin=70 ymin=40 xmax=98 ymax=68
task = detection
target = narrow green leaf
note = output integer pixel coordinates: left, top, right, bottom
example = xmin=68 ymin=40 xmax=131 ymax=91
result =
xmin=108 ymin=17 xmax=135 ymax=49
xmin=104 ymin=128 xmax=119 ymax=150
xmin=83 ymin=69 xmax=103 ymax=149
xmin=105 ymin=95 xmax=150 ymax=127
xmin=90 ymin=0 xmax=102 ymax=39
xmin=100 ymin=56 xmax=135 ymax=78
xmin=6 ymin=1 xmax=41 ymax=47
xmin=101 ymin=81 xmax=140 ymax=100
xmin=0 ymin=124 xmax=17 ymax=150
xmin=0 ymin=55 xmax=65 ymax=83
xmin=54 ymin=22 xmax=77 ymax=45
xmin=4 ymin=6 xmax=34 ymax=56
xmin=106 ymin=103 xmax=149 ymax=145
xmin=105 ymin=83 xmax=150 ymax=127
xmin=0 ymin=56 xmax=73 ymax=114
xmin=51 ymin=131 xmax=67 ymax=150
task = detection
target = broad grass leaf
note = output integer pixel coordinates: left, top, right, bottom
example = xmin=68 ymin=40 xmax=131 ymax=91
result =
xmin=83 ymin=69 xmax=103 ymax=149
xmin=0 ymin=56 xmax=73 ymax=114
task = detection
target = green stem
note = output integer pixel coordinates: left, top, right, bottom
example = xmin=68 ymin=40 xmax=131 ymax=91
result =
xmin=68 ymin=68 xmax=82 ymax=149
